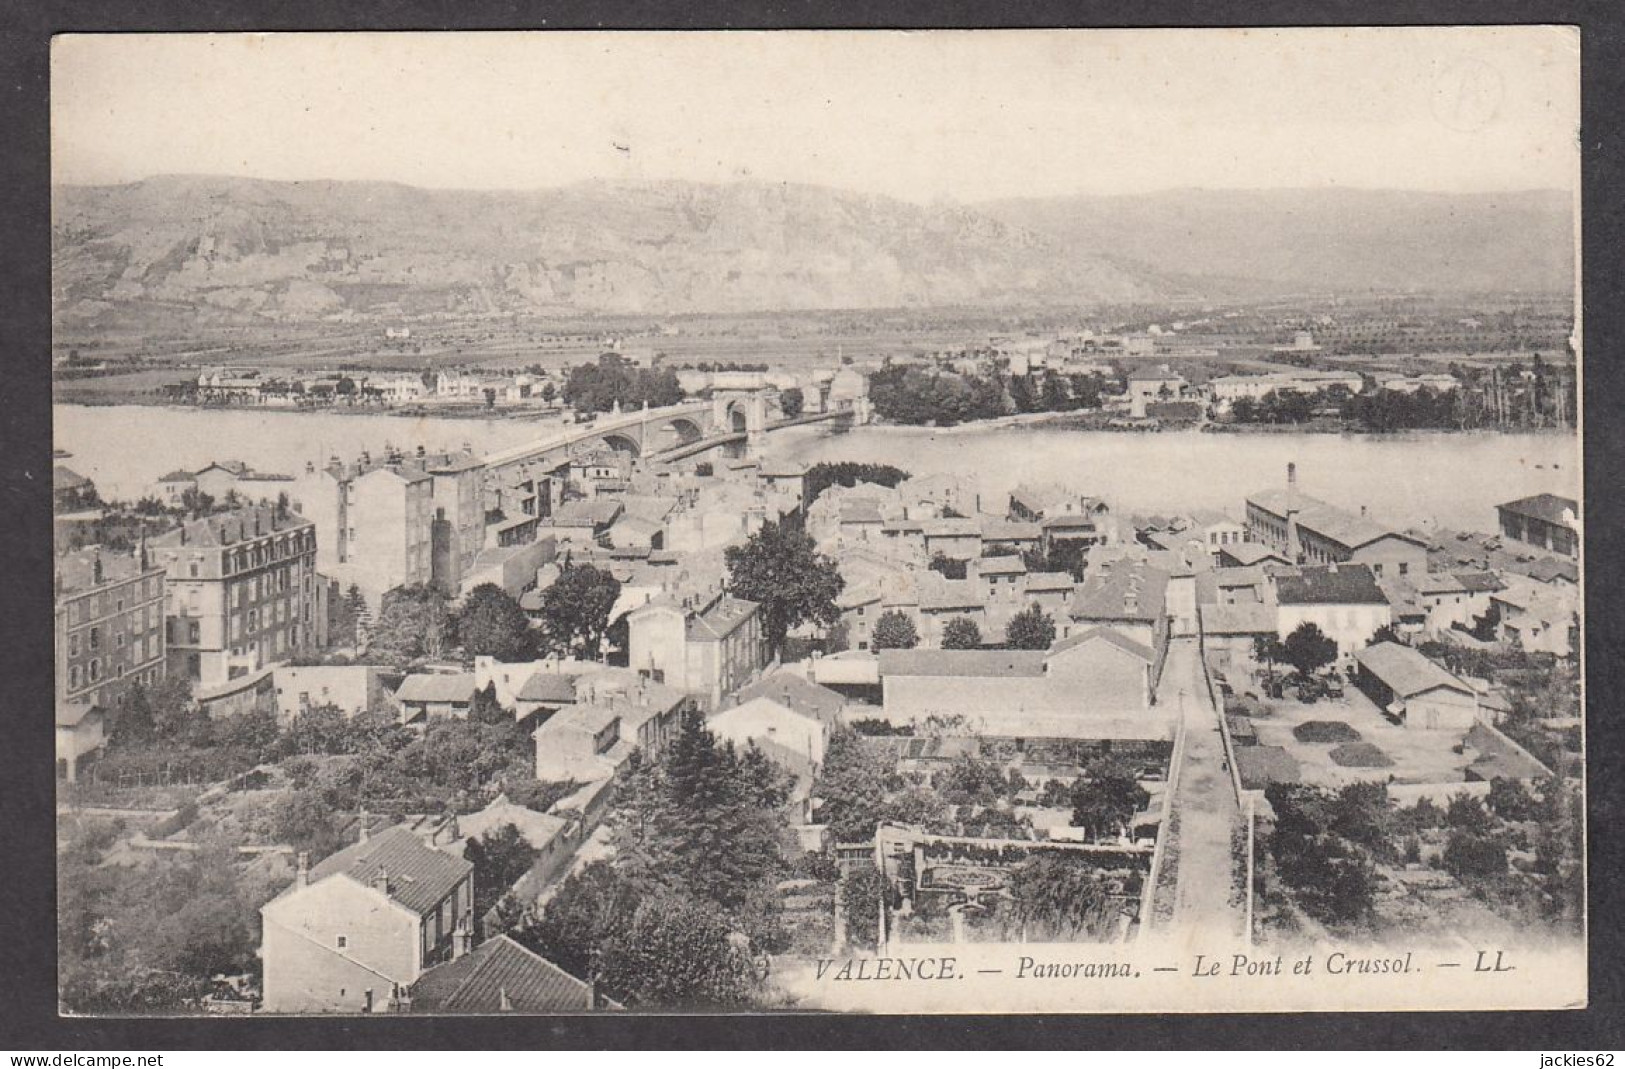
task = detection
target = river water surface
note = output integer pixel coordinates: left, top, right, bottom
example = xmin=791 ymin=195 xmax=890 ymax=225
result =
xmin=54 ymin=404 xmax=1579 ymax=533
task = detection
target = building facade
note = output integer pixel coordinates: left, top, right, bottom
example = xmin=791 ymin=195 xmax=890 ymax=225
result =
xmin=151 ymin=506 xmax=319 ymax=687
xmin=54 ymin=546 xmax=168 ymax=708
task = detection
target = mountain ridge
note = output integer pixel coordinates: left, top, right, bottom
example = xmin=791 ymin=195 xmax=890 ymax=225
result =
xmin=51 ymin=175 xmax=1573 ymax=325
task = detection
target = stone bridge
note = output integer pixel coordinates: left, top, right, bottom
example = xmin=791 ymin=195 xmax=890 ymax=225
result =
xmin=481 ymin=389 xmax=845 ymax=481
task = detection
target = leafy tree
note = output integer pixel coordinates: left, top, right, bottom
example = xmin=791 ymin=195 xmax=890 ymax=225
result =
xmin=1443 ymin=829 xmax=1508 ymax=883
xmin=458 ymin=583 xmax=535 ymax=661
xmin=1069 ymin=759 xmax=1150 ymax=841
xmin=1004 ymin=603 xmax=1057 ymax=650
xmin=367 ymin=584 xmax=453 ymax=663
xmin=597 ymin=889 xmax=758 ymax=1008
xmin=1263 ymin=783 xmax=1377 ymax=927
xmin=1486 ymin=776 xmax=1539 ymax=822
xmin=1008 ymin=855 xmax=1116 ymax=940
xmin=534 ymin=563 xmax=621 ymax=660
xmin=871 ymin=610 xmax=919 ymax=651
xmin=1369 ymin=624 xmax=1403 ymax=646
xmin=1279 ymin=621 xmax=1338 ymax=676
xmin=840 ymin=865 xmax=887 ymax=950
xmin=464 ymin=822 xmax=539 ymax=928
xmin=724 ymin=518 xmax=844 ymax=657
xmin=928 ymin=552 xmax=968 ymax=580
xmin=803 ymin=461 xmax=910 ymax=502
xmin=779 ymin=387 xmax=804 ymax=418
xmin=469 ymin=681 xmax=508 ymax=726
xmin=1446 ymin=792 xmax=1496 ymax=833
xmin=941 ymin=617 xmax=983 ymax=650
xmin=813 ymin=727 xmax=892 ymax=842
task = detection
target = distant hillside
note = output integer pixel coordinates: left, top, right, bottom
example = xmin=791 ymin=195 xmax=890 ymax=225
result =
xmin=51 ymin=176 xmax=1164 ymax=324
xmin=977 ymin=188 xmax=1574 ymax=297
xmin=52 ymin=178 xmax=1573 ymax=328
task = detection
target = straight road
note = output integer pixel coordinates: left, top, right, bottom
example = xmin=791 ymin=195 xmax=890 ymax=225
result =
xmin=1157 ymin=637 xmax=1245 ymax=940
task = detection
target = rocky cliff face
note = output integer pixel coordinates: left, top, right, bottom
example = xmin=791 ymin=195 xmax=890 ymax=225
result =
xmin=51 ymin=176 xmax=1161 ymax=323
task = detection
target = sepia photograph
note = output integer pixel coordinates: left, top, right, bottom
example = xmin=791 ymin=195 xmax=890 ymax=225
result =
xmin=48 ymin=27 xmax=1584 ymax=1017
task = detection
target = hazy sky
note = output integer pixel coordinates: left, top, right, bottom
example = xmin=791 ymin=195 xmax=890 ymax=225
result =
xmin=52 ymin=28 xmax=1579 ymax=203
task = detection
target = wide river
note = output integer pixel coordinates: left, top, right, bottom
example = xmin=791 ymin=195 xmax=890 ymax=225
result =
xmin=54 ymin=404 xmax=1580 ymax=534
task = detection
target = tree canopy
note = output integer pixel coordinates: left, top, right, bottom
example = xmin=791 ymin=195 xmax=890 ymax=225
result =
xmin=871 ymin=610 xmax=919 ymax=651
xmin=724 ymin=518 xmax=844 ymax=656
xmin=534 ymin=562 xmax=622 ymax=660
xmin=1279 ymin=621 xmax=1338 ymax=676
xmin=458 ymin=583 xmax=535 ymax=661
xmin=941 ymin=617 xmax=983 ymax=650
xmin=1069 ymin=759 xmax=1150 ymax=842
xmin=1004 ymin=603 xmax=1057 ymax=650
xmin=367 ymin=584 xmax=453 ymax=663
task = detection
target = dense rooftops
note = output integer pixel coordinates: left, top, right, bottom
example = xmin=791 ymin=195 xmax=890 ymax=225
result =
xmin=150 ymin=504 xmax=312 ymax=548
xmin=1272 ymin=563 xmax=1387 ymax=605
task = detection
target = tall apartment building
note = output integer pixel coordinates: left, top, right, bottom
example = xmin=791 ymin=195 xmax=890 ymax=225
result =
xmin=150 ymin=506 xmax=319 ymax=687
xmin=293 ymin=454 xmax=434 ymax=609
xmin=55 ymin=545 xmax=167 ymax=708
xmin=425 ymin=452 xmax=488 ymax=595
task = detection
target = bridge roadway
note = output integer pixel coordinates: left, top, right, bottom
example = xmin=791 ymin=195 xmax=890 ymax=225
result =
xmin=480 ymin=399 xmax=853 ymax=476
xmin=480 ymin=399 xmax=717 ymax=473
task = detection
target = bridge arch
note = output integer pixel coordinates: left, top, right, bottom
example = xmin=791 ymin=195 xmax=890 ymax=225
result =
xmin=599 ymin=432 xmax=642 ymax=458
xmin=726 ymin=400 xmax=749 ymax=434
xmin=660 ymin=416 xmax=705 ymax=447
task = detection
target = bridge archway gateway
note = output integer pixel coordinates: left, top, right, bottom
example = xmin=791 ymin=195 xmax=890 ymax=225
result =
xmin=713 ymin=391 xmax=768 ymax=436
xmin=659 ymin=415 xmax=706 ymax=448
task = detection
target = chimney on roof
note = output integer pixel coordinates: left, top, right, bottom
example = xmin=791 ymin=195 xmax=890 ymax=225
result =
xmin=296 ymin=850 xmax=310 ymax=889
xmin=179 ymin=525 xmax=187 ymax=546
xmin=453 ymin=915 xmax=473 ymax=959
xmin=1360 ymin=504 xmax=1368 ymax=518
xmin=358 ymin=809 xmax=370 ymax=842
xmin=373 ymin=868 xmax=389 ymax=895
xmin=91 ymin=549 xmax=104 ymax=586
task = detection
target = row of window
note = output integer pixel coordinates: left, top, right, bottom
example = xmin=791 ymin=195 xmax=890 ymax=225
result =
xmin=66 ymin=643 xmax=160 ymax=690
xmin=63 ymin=581 xmax=162 ymax=625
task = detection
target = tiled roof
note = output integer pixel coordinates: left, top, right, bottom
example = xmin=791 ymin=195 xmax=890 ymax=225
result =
xmin=1272 ymin=564 xmax=1386 ymax=606
xmin=1199 ymin=602 xmax=1278 ymax=636
xmin=550 ymin=499 xmax=624 ymax=528
xmin=55 ymin=547 xmax=151 ymax=593
xmin=1356 ymin=642 xmax=1473 ymax=698
xmin=516 ymin=672 xmax=578 ymax=704
xmin=977 ymin=555 xmax=1026 ymax=576
xmin=410 ymin=935 xmax=593 ymax=1013
xmin=1072 ymin=562 xmax=1168 ymax=622
xmin=1048 ymin=626 xmax=1154 ymax=663
xmin=1247 ymin=488 xmax=1421 ymax=552
xmin=1497 ymin=493 xmax=1578 ymax=527
xmin=1022 ymin=571 xmax=1075 ymax=592
xmin=732 ymin=671 xmax=846 ymax=725
xmin=150 ymin=505 xmax=312 ymax=548
xmin=687 ymin=595 xmax=759 ymax=641
xmin=918 ymin=578 xmax=985 ymax=612
xmin=1220 ymin=541 xmax=1289 ymax=566
xmin=839 ymin=501 xmax=885 ymax=524
xmin=395 ymin=672 xmax=477 ymax=704
xmin=876 ymin=649 xmax=1046 ymax=679
xmin=307 ymin=826 xmax=472 ymax=916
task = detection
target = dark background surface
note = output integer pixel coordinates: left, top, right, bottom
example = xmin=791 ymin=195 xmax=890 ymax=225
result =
xmin=2 ymin=0 xmax=1621 ymax=1050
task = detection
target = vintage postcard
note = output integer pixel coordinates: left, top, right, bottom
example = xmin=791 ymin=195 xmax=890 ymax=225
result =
xmin=49 ymin=27 xmax=1583 ymax=1016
